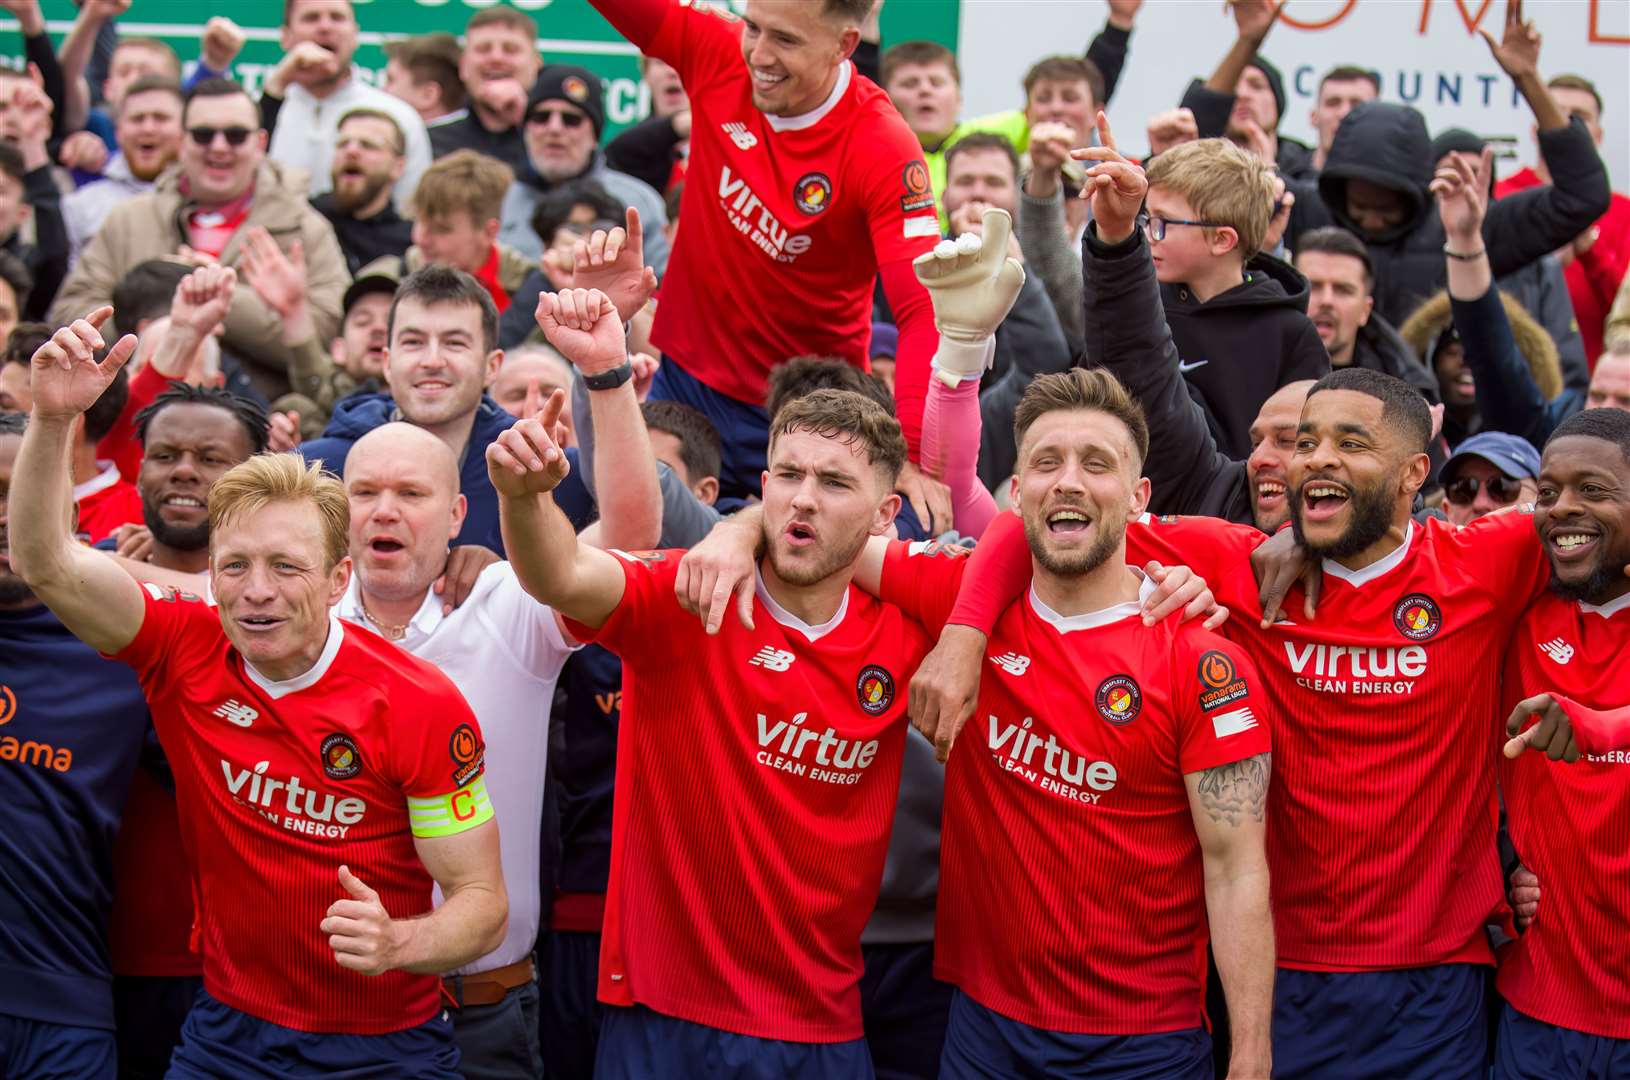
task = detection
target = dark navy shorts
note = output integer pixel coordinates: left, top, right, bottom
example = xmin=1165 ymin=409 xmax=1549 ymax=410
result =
xmin=595 ymin=1003 xmax=874 ymax=1080
xmin=649 ymin=358 xmax=770 ymax=503
xmin=1494 ymin=1002 xmax=1630 ymax=1079
xmin=938 ymin=989 xmax=1211 ymax=1079
xmin=0 ymin=1012 xmax=115 ymax=1080
xmin=163 ymin=990 xmax=460 ymax=1079
xmin=1272 ymin=964 xmax=1488 ymax=1080
xmin=541 ymin=929 xmax=603 ymax=1080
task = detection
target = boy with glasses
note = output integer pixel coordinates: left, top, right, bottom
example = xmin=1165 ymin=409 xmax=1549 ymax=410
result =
xmin=1141 ymin=135 xmax=1328 ymax=460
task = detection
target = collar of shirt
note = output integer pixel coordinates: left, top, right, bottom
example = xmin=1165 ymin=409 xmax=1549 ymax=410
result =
xmin=764 ymin=60 xmax=852 ymax=134
xmin=242 ymin=612 xmax=347 ymax=699
xmin=1027 ymin=571 xmax=1154 ymax=634
xmin=754 ymin=567 xmax=850 ymax=643
xmin=1320 ymin=520 xmax=1415 ymax=589
xmin=1581 ymin=589 xmax=1630 ymax=619
xmin=336 ymin=574 xmax=445 ymax=645
xmin=72 ymin=460 xmax=123 ymax=501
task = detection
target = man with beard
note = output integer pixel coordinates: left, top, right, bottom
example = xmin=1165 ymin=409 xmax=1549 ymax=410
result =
xmin=0 ymin=411 xmax=153 ymax=1079
xmin=100 ymin=385 xmax=268 ymax=1079
xmin=920 ymin=361 xmax=1563 ymax=1076
xmin=63 ymin=77 xmax=185 ymax=267
xmin=497 ymin=66 xmax=669 ymax=274
xmin=1495 ymin=407 xmax=1630 ymax=1077
xmin=313 ymin=110 xmax=414 ymax=277
xmin=260 ymin=0 xmax=430 ymax=212
xmin=492 ymin=380 xmax=938 ymax=1076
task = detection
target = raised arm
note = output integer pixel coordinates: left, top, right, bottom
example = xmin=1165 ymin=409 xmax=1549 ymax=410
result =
xmin=1182 ymin=0 xmax=1283 ymax=138
xmin=538 ymin=285 xmax=662 ymax=552
xmin=489 ymin=388 xmax=627 ymax=630
xmin=914 ymin=208 xmax=1026 ymax=536
xmin=1480 ymin=1 xmax=1611 ymax=278
xmin=54 ymin=0 xmax=116 ymax=134
xmin=1437 ymin=147 xmax=1568 ymax=446
xmin=323 ymin=821 xmax=507 ymax=976
xmin=1186 ymin=751 xmax=1275 ymax=1079
xmin=9 ymin=309 xmax=147 ymax=654
xmin=585 ymin=0 xmax=671 ymax=51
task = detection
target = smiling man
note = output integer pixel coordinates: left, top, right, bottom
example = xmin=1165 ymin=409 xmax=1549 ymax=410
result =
xmin=8 ymin=308 xmax=507 ymax=1078
xmin=584 ymin=0 xmax=946 ymax=514
xmin=52 ymin=79 xmax=349 ymax=400
xmin=63 ymin=76 xmax=185 ymax=267
xmin=1495 ymin=408 xmax=1630 ymax=1078
xmin=932 ymin=364 xmax=1564 ymax=1079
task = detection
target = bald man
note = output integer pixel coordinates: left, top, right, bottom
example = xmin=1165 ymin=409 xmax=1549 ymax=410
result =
xmin=339 ymin=421 xmax=580 ymax=1079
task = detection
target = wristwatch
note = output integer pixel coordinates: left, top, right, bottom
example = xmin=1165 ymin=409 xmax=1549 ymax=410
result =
xmin=582 ymin=359 xmax=634 ymax=391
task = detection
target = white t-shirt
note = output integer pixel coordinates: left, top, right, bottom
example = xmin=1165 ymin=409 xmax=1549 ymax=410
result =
xmin=338 ymin=561 xmax=575 ymax=974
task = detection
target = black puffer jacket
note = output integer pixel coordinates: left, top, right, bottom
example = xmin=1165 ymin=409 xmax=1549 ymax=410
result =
xmin=1286 ymin=102 xmax=1610 ymax=327
xmin=1350 ymin=312 xmax=1440 ymax=404
xmin=1165 ymin=251 xmax=1330 ymax=460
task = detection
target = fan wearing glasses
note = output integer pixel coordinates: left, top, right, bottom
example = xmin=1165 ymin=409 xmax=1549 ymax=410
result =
xmin=51 ymin=78 xmax=348 ymax=402
xmin=1439 ymin=431 xmax=1541 ymax=527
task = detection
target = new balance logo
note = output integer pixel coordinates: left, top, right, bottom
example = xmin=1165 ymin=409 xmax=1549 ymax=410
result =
xmin=722 ymin=122 xmax=757 ymax=150
xmin=213 ymin=700 xmax=258 ymax=728
xmin=1538 ymin=637 xmax=1574 ymax=665
xmin=990 ymin=652 xmax=1031 ymax=676
xmin=749 ymin=647 xmax=796 ymax=672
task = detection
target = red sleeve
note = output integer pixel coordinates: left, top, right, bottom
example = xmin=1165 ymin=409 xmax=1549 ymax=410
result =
xmin=1172 ymin=629 xmax=1272 ymax=774
xmin=1575 ymin=199 xmax=1630 ymax=309
xmin=1557 ymin=697 xmax=1630 ymax=756
xmin=587 ymin=0 xmax=671 ymax=51
xmin=559 ymin=548 xmax=680 ymax=656
xmin=1437 ymin=510 xmax=1548 ymax=607
xmin=879 ymin=258 xmax=937 ymax=458
xmin=1125 ymin=515 xmax=1264 ymax=612
xmin=395 ymin=679 xmax=486 ymax=799
xmin=108 ymin=582 xmax=214 ymax=683
xmin=99 ymin=364 xmax=172 ymax=484
xmin=878 ymin=538 xmax=970 ymax=634
xmin=946 ymin=511 xmax=1031 ymax=633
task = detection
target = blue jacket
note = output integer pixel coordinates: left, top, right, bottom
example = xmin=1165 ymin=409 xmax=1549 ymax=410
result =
xmin=299 ymin=392 xmax=595 ymax=554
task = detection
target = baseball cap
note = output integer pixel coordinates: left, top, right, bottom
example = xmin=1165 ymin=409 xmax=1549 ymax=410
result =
xmin=343 ymin=264 xmax=401 ymax=315
xmin=1443 ymin=431 xmax=1541 ymax=481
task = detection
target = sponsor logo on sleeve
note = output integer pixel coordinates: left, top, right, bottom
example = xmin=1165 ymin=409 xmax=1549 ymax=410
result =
xmin=142 ymin=581 xmax=204 ymax=604
xmin=1095 ymin=674 xmax=1142 ymax=725
xmin=611 ymin=549 xmax=666 ymax=565
xmin=794 ymin=172 xmax=833 ymax=215
xmin=903 ymin=216 xmax=940 ymax=239
xmin=856 ymin=665 xmax=896 ymax=715
xmin=321 ymin=733 xmax=363 ymax=781
xmin=1197 ymin=649 xmax=1250 ymax=712
xmin=899 ymin=160 xmax=935 ymax=213
xmin=1392 ymin=593 xmax=1442 ymax=641
xmin=906 ymin=538 xmax=970 ymax=559
xmin=449 ymin=723 xmax=484 ymax=787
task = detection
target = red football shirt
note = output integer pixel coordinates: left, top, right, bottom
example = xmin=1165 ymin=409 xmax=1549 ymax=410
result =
xmin=563 ymin=550 xmax=931 ymax=1042
xmin=1497 ymin=587 xmax=1630 ymax=1038
xmin=111 ymin=586 xmax=494 ymax=1034
xmin=953 ymin=510 xmax=1548 ymax=971
xmin=881 ymin=541 xmax=1271 ymax=1034
xmin=74 ymin=463 xmax=144 ymax=544
xmin=605 ymin=0 xmax=939 ymax=409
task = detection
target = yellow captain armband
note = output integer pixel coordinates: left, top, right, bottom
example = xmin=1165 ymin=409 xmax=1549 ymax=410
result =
xmin=407 ymin=776 xmax=494 ymax=838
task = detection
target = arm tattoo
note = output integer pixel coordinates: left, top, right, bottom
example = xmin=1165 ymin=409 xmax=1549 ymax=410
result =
xmin=1197 ymin=753 xmax=1271 ymax=827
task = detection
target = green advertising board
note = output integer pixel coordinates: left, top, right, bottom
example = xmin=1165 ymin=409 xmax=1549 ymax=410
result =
xmin=12 ymin=1 xmax=960 ymax=137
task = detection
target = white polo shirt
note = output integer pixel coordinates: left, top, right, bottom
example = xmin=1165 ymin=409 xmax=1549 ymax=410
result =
xmin=338 ymin=560 xmax=575 ymax=975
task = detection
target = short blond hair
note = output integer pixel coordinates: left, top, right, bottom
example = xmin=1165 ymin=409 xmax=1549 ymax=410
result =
xmin=410 ymin=149 xmax=513 ymax=226
xmin=1144 ymin=138 xmax=1276 ymax=259
xmin=208 ymin=453 xmax=350 ymax=569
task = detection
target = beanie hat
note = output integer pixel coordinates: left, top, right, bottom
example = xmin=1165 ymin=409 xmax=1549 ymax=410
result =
xmin=1248 ymin=54 xmax=1286 ymax=128
xmin=528 ymin=65 xmax=606 ymax=139
xmin=1431 ymin=127 xmax=1486 ymax=164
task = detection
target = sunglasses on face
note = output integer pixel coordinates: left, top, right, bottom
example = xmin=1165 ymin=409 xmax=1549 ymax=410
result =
xmin=188 ymin=126 xmax=253 ymax=147
xmin=1444 ymin=473 xmax=1526 ymax=507
xmin=526 ymin=108 xmax=587 ymax=129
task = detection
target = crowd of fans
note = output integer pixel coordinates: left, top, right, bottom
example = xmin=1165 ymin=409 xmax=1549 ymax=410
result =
xmin=0 ymin=0 xmax=1627 ymax=1077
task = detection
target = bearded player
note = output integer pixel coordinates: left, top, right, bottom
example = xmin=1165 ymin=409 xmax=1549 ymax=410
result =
xmin=583 ymin=0 xmax=947 ymax=521
xmin=907 ymin=148 xmax=1576 ymax=1080
xmin=9 ymin=308 xmax=507 ymax=1078
xmin=1494 ymin=407 xmax=1630 ymax=1078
